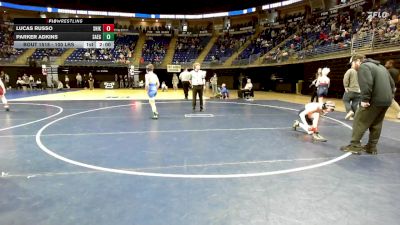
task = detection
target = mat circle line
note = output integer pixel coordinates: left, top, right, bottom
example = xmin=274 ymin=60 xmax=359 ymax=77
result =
xmin=35 ymin=101 xmax=352 ymax=179
xmin=0 ymin=103 xmax=64 ymax=132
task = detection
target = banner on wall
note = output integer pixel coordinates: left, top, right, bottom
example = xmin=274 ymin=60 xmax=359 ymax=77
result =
xmin=167 ymin=64 xmax=181 ymax=73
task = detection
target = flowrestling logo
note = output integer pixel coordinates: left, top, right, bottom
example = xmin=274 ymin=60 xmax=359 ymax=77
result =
xmin=367 ymin=11 xmax=390 ymax=21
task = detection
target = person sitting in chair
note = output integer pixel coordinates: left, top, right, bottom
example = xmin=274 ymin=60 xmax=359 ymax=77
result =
xmin=242 ymin=78 xmax=253 ymax=100
xmin=161 ymin=81 xmax=168 ymax=92
xmin=220 ymin=83 xmax=229 ymax=99
xmin=56 ymin=80 xmax=64 ymax=91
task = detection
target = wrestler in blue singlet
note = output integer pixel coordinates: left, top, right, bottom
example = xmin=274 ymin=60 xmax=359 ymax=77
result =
xmin=147 ymin=82 xmax=158 ymax=98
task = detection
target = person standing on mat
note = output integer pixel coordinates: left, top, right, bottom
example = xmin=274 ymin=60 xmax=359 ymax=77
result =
xmin=0 ymin=77 xmax=10 ymax=111
xmin=189 ymin=62 xmax=206 ymax=112
xmin=292 ymin=101 xmax=336 ymax=142
xmin=179 ymin=67 xmax=191 ymax=100
xmin=145 ymin=64 xmax=160 ymax=119
xmin=342 ymin=59 xmax=361 ymax=120
xmin=310 ymin=68 xmax=321 ymax=102
xmin=316 ymin=67 xmax=330 ymax=103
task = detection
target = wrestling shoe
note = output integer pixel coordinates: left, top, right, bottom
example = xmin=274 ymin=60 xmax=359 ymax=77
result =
xmin=152 ymin=112 xmax=159 ymax=119
xmin=340 ymin=144 xmax=362 ymax=154
xmin=292 ymin=120 xmax=300 ymax=130
xmin=362 ymin=144 xmax=377 ymax=155
xmin=312 ymin=133 xmax=327 ymax=142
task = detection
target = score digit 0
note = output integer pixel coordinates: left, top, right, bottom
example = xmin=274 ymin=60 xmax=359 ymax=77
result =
xmin=102 ymin=24 xmax=114 ymax=32
xmin=102 ymin=32 xmax=115 ymax=41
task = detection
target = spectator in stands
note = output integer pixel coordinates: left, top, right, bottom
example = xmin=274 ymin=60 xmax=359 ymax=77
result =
xmin=28 ymin=75 xmax=34 ymax=90
xmin=36 ymin=78 xmax=42 ymax=90
xmin=81 ymin=73 xmax=87 ymax=89
xmin=22 ymin=74 xmax=29 ymax=87
xmin=316 ymin=67 xmax=330 ymax=103
xmin=56 ymin=80 xmax=64 ymax=91
xmin=76 ymin=73 xmax=82 ymax=88
xmin=114 ymin=74 xmax=118 ymax=84
xmin=65 ymin=75 xmax=70 ymax=89
xmin=220 ymin=83 xmax=229 ymax=99
xmin=210 ymin=73 xmax=218 ymax=97
xmin=343 ymin=61 xmax=361 ymax=120
xmin=88 ymin=76 xmax=94 ymax=90
xmin=179 ymin=67 xmax=191 ymax=100
xmin=124 ymin=75 xmax=129 ymax=88
xmin=385 ymin=59 xmax=400 ymax=119
xmin=84 ymin=51 xmax=90 ymax=60
xmin=172 ymin=73 xmax=179 ymax=91
xmin=139 ymin=80 xmax=144 ymax=88
xmin=16 ymin=77 xmax=24 ymax=90
xmin=242 ymin=78 xmax=254 ymax=100
xmin=161 ymin=81 xmax=168 ymax=92
xmin=310 ymin=68 xmax=321 ymax=102
xmin=119 ymin=75 xmax=124 ymax=89
xmin=340 ymin=54 xmax=395 ymax=155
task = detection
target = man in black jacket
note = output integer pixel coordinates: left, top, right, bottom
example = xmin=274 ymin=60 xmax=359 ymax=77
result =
xmin=340 ymin=54 xmax=395 ymax=154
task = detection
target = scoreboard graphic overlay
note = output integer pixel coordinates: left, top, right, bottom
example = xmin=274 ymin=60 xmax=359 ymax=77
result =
xmin=13 ymin=18 xmax=115 ymax=49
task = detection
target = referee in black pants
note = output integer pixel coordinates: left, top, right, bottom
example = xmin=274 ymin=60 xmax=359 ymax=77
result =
xmin=189 ymin=62 xmax=206 ymax=112
xmin=179 ymin=67 xmax=191 ymax=100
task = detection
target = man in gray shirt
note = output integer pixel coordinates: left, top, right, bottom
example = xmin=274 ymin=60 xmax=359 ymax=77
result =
xmin=343 ymin=60 xmax=361 ymax=120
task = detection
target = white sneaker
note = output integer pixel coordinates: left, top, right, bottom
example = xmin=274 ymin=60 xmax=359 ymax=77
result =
xmin=292 ymin=120 xmax=300 ymax=130
xmin=345 ymin=111 xmax=354 ymax=120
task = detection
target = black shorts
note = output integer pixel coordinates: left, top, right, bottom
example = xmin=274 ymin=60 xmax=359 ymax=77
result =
xmin=298 ymin=109 xmax=313 ymax=125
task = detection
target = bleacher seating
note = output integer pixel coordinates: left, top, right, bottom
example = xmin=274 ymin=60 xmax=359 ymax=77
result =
xmin=0 ymin=23 xmax=25 ymax=64
xmin=172 ymin=36 xmax=211 ymax=64
xmin=204 ymin=31 xmax=254 ymax=63
xmin=141 ymin=36 xmax=171 ymax=65
xmin=234 ymin=25 xmax=296 ymax=65
xmin=31 ymin=48 xmax=66 ymax=61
